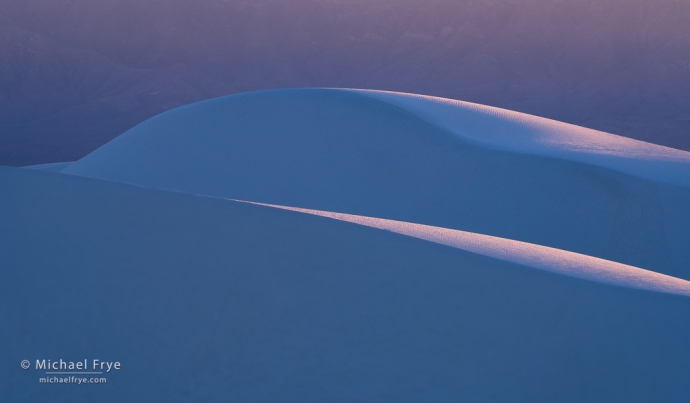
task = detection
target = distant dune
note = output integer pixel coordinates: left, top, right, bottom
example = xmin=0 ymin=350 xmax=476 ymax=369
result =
xmin=1 ymin=0 xmax=690 ymax=165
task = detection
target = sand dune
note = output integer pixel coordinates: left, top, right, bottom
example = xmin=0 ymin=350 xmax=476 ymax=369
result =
xmin=4 ymin=89 xmax=690 ymax=401
xmin=2 ymin=167 xmax=690 ymax=402
xmin=61 ymin=89 xmax=690 ymax=278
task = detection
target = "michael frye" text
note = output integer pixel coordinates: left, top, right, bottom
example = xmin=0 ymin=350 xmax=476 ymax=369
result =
xmin=36 ymin=359 xmax=121 ymax=372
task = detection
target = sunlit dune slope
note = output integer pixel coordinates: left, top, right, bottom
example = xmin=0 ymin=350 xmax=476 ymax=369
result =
xmin=61 ymin=89 xmax=690 ymax=278
xmin=2 ymin=166 xmax=690 ymax=402
xmin=354 ymin=89 xmax=690 ymax=187
xmin=238 ymin=200 xmax=690 ymax=297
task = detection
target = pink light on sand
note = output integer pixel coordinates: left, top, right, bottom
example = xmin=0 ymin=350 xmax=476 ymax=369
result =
xmin=237 ymin=199 xmax=690 ymax=297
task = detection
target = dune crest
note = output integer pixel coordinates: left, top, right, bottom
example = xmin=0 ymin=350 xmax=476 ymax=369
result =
xmin=354 ymin=89 xmax=690 ymax=188
xmin=237 ymin=199 xmax=690 ymax=297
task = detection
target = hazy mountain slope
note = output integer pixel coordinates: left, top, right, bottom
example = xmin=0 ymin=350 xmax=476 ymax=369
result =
xmin=2 ymin=0 xmax=690 ymax=165
xmin=62 ymin=89 xmax=690 ymax=279
xmin=2 ymin=166 xmax=690 ymax=402
xmin=0 ymin=16 xmax=221 ymax=166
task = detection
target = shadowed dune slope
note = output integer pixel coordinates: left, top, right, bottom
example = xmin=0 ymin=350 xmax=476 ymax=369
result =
xmin=2 ymin=166 xmax=690 ymax=402
xmin=62 ymin=89 xmax=690 ymax=278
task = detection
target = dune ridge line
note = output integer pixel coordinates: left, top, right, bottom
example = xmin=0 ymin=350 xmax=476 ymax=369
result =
xmin=235 ymin=199 xmax=690 ymax=297
xmin=351 ymin=89 xmax=690 ymax=188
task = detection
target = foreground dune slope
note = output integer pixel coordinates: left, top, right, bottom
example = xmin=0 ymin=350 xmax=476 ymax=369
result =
xmin=2 ymin=167 xmax=690 ymax=402
xmin=61 ymin=89 xmax=690 ymax=278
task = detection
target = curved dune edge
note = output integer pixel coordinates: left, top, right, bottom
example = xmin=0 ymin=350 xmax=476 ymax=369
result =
xmin=236 ymin=199 xmax=690 ymax=297
xmin=349 ymin=89 xmax=690 ymax=188
xmin=23 ymin=161 xmax=73 ymax=172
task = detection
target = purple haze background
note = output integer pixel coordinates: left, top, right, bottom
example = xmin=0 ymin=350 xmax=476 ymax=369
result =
xmin=1 ymin=0 xmax=689 ymax=166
